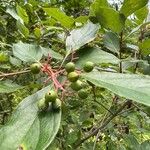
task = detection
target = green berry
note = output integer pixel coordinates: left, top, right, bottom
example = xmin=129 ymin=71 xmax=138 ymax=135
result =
xmin=45 ymin=90 xmax=58 ymax=103
xmin=67 ymin=71 xmax=79 ymax=82
xmin=83 ymin=61 xmax=94 ymax=72
xmin=78 ymin=89 xmax=88 ymax=99
xmin=70 ymin=80 xmax=82 ymax=91
xmin=65 ymin=62 xmax=75 ymax=73
xmin=52 ymin=98 xmax=61 ymax=111
xmin=37 ymin=98 xmax=48 ymax=111
xmin=30 ymin=63 xmax=41 ymax=74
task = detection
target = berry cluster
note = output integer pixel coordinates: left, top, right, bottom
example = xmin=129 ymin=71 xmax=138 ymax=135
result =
xmin=30 ymin=58 xmax=94 ymax=111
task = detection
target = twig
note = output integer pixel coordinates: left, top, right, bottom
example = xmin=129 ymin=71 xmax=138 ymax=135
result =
xmin=119 ymin=31 xmax=123 ymax=73
xmin=73 ymin=100 xmax=130 ymax=148
xmin=91 ymin=84 xmax=114 ymax=115
xmin=0 ymin=70 xmax=30 ymax=78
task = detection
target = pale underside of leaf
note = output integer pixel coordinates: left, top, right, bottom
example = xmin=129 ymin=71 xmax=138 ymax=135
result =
xmin=83 ymin=72 xmax=150 ymax=106
xmin=0 ymin=86 xmax=61 ymax=150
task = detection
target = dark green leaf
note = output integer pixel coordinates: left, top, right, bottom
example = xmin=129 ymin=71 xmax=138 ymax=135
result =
xmin=0 ymin=86 xmax=61 ymax=150
xmin=76 ymin=47 xmax=119 ymax=68
xmin=103 ymin=32 xmax=120 ymax=54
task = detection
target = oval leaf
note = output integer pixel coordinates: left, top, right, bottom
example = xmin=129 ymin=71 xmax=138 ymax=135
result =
xmin=93 ymin=7 xmax=125 ymax=33
xmin=139 ymin=39 xmax=150 ymax=56
xmin=103 ymin=32 xmax=120 ymax=54
xmin=76 ymin=47 xmax=119 ymax=68
xmin=43 ymin=8 xmax=74 ymax=28
xmin=66 ymin=21 xmax=99 ymax=52
xmin=83 ymin=72 xmax=150 ymax=106
xmin=13 ymin=41 xmax=43 ymax=62
xmin=0 ymin=86 xmax=61 ymax=150
xmin=120 ymin=0 xmax=148 ymax=18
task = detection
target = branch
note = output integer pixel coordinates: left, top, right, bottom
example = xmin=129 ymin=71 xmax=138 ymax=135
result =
xmin=0 ymin=70 xmax=30 ymax=78
xmin=73 ymin=100 xmax=131 ymax=148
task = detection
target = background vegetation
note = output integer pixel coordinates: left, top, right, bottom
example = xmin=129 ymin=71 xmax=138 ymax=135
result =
xmin=0 ymin=0 xmax=150 ymax=149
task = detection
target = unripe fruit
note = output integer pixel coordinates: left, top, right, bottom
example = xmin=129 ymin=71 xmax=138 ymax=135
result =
xmin=78 ymin=89 xmax=88 ymax=99
xmin=83 ymin=61 xmax=94 ymax=72
xmin=52 ymin=98 xmax=61 ymax=110
xmin=30 ymin=63 xmax=41 ymax=74
xmin=67 ymin=71 xmax=79 ymax=82
xmin=37 ymin=98 xmax=48 ymax=111
xmin=65 ymin=62 xmax=75 ymax=73
xmin=45 ymin=90 xmax=58 ymax=103
xmin=70 ymin=80 xmax=82 ymax=91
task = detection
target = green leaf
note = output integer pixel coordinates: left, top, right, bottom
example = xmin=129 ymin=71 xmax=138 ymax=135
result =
xmin=76 ymin=47 xmax=119 ymax=68
xmin=141 ymin=140 xmax=150 ymax=150
xmin=16 ymin=4 xmax=29 ymax=24
xmin=9 ymin=56 xmax=22 ymax=66
xmin=0 ymin=52 xmax=9 ymax=63
xmin=0 ymin=86 xmax=61 ymax=150
xmin=90 ymin=0 xmax=109 ymax=15
xmin=43 ymin=8 xmax=74 ymax=28
xmin=16 ymin=20 xmax=29 ymax=38
xmin=12 ymin=41 xmax=43 ymax=62
xmin=93 ymin=7 xmax=125 ymax=33
xmin=83 ymin=72 xmax=150 ymax=106
xmin=124 ymin=135 xmax=140 ymax=150
xmin=6 ymin=7 xmax=23 ymax=24
xmin=120 ymin=0 xmax=148 ymax=18
xmin=0 ymin=80 xmax=23 ymax=93
xmin=66 ymin=21 xmax=99 ymax=52
xmin=40 ymin=46 xmax=63 ymax=60
xmin=135 ymin=6 xmax=149 ymax=24
xmin=139 ymin=39 xmax=150 ymax=56
xmin=103 ymin=32 xmax=120 ymax=54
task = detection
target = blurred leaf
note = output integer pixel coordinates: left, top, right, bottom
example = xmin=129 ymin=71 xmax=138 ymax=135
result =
xmin=139 ymin=39 xmax=150 ymax=56
xmin=40 ymin=46 xmax=63 ymax=60
xmin=0 ymin=86 xmax=61 ymax=150
xmin=135 ymin=6 xmax=149 ymax=24
xmin=34 ymin=27 xmax=42 ymax=38
xmin=124 ymin=134 xmax=140 ymax=150
xmin=120 ymin=0 xmax=148 ymax=17
xmin=93 ymin=7 xmax=125 ymax=33
xmin=76 ymin=47 xmax=119 ymax=68
xmin=83 ymin=72 xmax=150 ymax=106
xmin=103 ymin=32 xmax=120 ymax=54
xmin=16 ymin=20 xmax=29 ymax=38
xmin=0 ymin=52 xmax=9 ymax=63
xmin=13 ymin=41 xmax=43 ymax=62
xmin=141 ymin=140 xmax=150 ymax=150
xmin=90 ymin=0 xmax=109 ymax=15
xmin=66 ymin=21 xmax=99 ymax=52
xmin=6 ymin=7 xmax=23 ymax=24
xmin=9 ymin=56 xmax=22 ymax=66
xmin=16 ymin=4 xmax=29 ymax=24
xmin=0 ymin=80 xmax=23 ymax=93
xmin=43 ymin=8 xmax=74 ymax=28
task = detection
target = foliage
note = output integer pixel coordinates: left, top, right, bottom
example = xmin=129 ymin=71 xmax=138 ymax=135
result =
xmin=0 ymin=0 xmax=150 ymax=149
